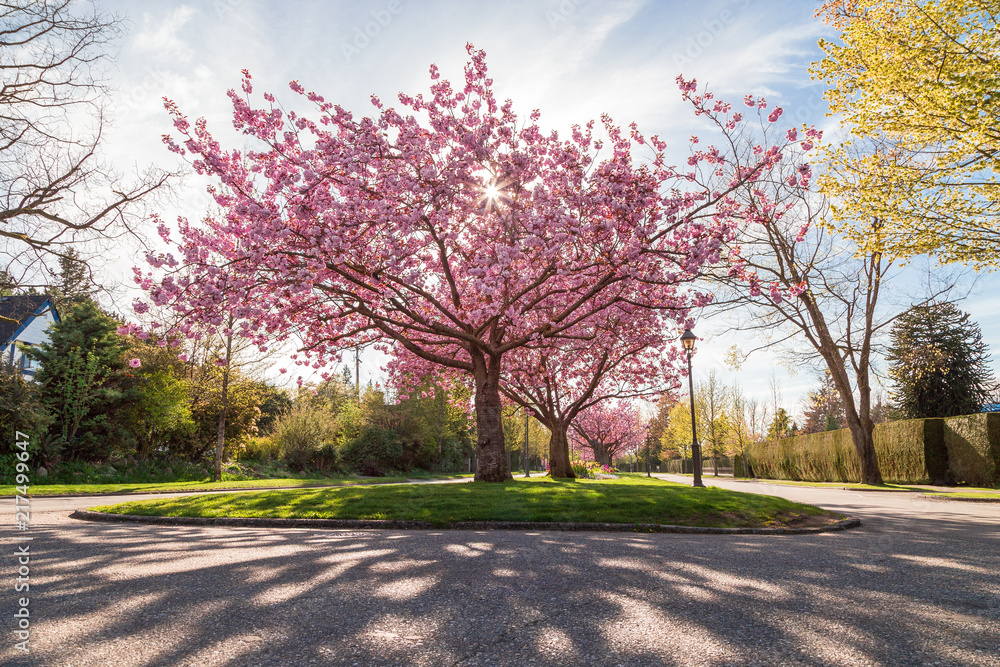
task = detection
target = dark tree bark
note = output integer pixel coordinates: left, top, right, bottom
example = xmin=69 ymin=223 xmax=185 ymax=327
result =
xmin=590 ymin=440 xmax=612 ymax=467
xmin=546 ymin=421 xmax=575 ymax=479
xmin=471 ymin=352 xmax=511 ymax=482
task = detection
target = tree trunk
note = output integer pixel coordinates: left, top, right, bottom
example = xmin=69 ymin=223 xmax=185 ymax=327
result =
xmin=472 ymin=353 xmax=511 ymax=482
xmin=213 ymin=332 xmax=232 ymax=483
xmin=547 ymin=423 xmax=576 ymax=478
xmin=593 ymin=441 xmax=611 ymax=467
xmin=845 ymin=412 xmax=882 ymax=485
xmin=799 ymin=292 xmax=884 ymax=486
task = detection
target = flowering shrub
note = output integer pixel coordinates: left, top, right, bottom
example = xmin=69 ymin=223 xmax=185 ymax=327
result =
xmin=571 ymin=460 xmax=616 ymax=479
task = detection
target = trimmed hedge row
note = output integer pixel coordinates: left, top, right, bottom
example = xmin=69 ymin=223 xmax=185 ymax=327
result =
xmin=944 ymin=413 xmax=1000 ymax=487
xmin=743 ymin=413 xmax=999 ymax=486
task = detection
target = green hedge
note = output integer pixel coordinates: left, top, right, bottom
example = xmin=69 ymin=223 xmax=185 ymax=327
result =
xmin=746 ymin=428 xmax=859 ymax=482
xmin=943 ymin=413 xmax=1000 ymax=487
xmin=744 ymin=413 xmax=999 ymax=485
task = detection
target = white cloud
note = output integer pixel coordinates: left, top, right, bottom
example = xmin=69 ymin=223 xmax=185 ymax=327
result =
xmin=133 ymin=6 xmax=198 ymax=61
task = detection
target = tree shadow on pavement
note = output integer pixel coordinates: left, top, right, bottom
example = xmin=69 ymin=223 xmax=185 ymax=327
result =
xmin=3 ymin=506 xmax=999 ymax=666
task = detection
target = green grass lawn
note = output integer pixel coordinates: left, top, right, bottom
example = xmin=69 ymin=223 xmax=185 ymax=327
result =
xmin=922 ymin=490 xmax=1000 ymax=500
xmin=91 ymin=476 xmax=843 ymax=528
xmin=732 ymin=478 xmax=932 ymax=492
xmin=730 ymin=478 xmax=1000 ymax=493
xmin=1 ymin=474 xmax=445 ymax=497
xmin=665 ymin=473 xmax=1000 ymax=495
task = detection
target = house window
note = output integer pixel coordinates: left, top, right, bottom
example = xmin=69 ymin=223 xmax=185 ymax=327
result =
xmin=19 ymin=346 xmax=36 ymax=371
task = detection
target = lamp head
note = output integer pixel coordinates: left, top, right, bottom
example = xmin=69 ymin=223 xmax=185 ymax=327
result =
xmin=680 ymin=328 xmax=697 ymax=352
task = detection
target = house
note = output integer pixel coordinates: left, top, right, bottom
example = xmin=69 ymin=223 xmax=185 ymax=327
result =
xmin=0 ymin=295 xmax=60 ymax=378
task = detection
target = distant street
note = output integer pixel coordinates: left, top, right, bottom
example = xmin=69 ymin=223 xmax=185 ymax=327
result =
xmin=3 ymin=478 xmax=999 ymax=666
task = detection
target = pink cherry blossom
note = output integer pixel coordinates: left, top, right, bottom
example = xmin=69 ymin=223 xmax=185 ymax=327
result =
xmin=139 ymin=50 xmax=794 ymax=482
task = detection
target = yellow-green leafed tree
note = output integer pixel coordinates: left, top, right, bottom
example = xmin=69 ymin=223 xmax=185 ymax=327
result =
xmin=813 ymin=0 xmax=1000 ymax=267
xmin=660 ymin=401 xmax=698 ymax=462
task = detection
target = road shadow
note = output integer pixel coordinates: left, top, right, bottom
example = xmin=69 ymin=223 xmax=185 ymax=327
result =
xmin=2 ymin=507 xmax=999 ymax=666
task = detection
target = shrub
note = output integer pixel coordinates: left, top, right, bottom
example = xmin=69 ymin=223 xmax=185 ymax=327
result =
xmin=745 ymin=419 xmax=920 ymax=483
xmin=0 ymin=362 xmax=53 ymax=462
xmin=273 ymin=406 xmax=339 ymax=471
xmin=570 ymin=460 xmax=616 ymax=479
xmin=242 ymin=436 xmax=281 ymax=462
xmin=340 ymin=426 xmax=404 ymax=476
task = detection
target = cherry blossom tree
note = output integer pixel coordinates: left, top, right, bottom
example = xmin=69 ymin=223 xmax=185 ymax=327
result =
xmin=135 ymin=46 xmax=804 ymax=482
xmin=498 ymin=299 xmax=689 ymax=477
xmin=571 ymin=400 xmax=645 ymax=468
xmin=388 ymin=295 xmax=689 ymax=478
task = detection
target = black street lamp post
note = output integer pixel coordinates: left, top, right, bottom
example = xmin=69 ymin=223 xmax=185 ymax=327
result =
xmin=645 ymin=425 xmax=651 ymax=477
xmin=680 ymin=329 xmax=705 ymax=488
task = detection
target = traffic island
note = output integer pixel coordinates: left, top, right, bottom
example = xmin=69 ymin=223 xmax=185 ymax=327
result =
xmin=74 ymin=476 xmax=858 ymax=533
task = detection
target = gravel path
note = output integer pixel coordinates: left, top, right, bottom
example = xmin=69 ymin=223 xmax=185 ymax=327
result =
xmin=3 ymin=477 xmax=998 ymax=666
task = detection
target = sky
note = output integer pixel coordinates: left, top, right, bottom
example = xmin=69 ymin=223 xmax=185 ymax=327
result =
xmin=92 ymin=0 xmax=1000 ymax=422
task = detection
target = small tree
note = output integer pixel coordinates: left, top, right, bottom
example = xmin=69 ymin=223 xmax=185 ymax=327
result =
xmin=26 ymin=300 xmax=131 ymax=461
xmin=886 ymin=302 xmax=998 ymax=418
xmin=767 ymin=409 xmax=795 ymax=440
xmin=571 ymin=401 xmax=644 ymax=467
xmin=661 ymin=401 xmax=698 ymax=462
xmin=800 ymin=371 xmax=846 ymax=434
xmin=0 ymin=362 xmax=51 ymax=461
xmin=698 ymin=369 xmax=729 ymax=475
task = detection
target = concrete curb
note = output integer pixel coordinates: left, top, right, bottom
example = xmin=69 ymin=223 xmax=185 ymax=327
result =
xmin=69 ymin=510 xmax=862 ymax=535
xmin=918 ymin=493 xmax=1000 ymax=503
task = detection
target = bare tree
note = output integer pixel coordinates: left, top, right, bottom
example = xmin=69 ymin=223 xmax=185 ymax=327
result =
xmin=0 ymin=1 xmax=170 ymax=293
xmin=699 ymin=369 xmax=728 ymax=476
xmin=729 ymin=385 xmax=756 ymax=478
xmin=706 ymin=156 xmax=958 ymax=485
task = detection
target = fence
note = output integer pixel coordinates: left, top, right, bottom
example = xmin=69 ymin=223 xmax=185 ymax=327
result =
xmin=661 ymin=458 xmax=733 ymax=476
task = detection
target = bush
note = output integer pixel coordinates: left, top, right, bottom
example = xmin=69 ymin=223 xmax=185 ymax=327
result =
xmin=242 ymin=436 xmax=281 ymax=461
xmin=0 ymin=363 xmax=53 ymax=461
xmin=571 ymin=460 xmax=615 ymax=479
xmin=3 ymin=457 xmax=210 ymax=485
xmin=341 ymin=426 xmax=404 ymax=476
xmin=746 ymin=419 xmax=927 ymax=483
xmin=273 ymin=406 xmax=339 ymax=471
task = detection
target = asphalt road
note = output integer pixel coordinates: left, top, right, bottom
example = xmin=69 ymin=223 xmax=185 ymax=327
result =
xmin=2 ymin=476 xmax=998 ymax=666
